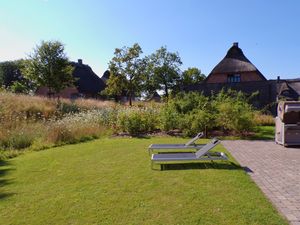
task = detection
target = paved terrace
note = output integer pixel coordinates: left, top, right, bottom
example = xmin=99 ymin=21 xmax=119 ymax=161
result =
xmin=222 ymin=140 xmax=300 ymax=225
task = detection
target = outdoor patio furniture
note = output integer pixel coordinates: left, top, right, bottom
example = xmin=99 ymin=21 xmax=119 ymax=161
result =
xmin=151 ymin=138 xmax=228 ymax=170
xmin=148 ymin=132 xmax=204 ymax=155
xmin=275 ymin=101 xmax=300 ymax=146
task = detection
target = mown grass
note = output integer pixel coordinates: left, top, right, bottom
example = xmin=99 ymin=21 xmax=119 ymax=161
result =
xmin=251 ymin=126 xmax=275 ymax=140
xmin=0 ymin=137 xmax=287 ymax=225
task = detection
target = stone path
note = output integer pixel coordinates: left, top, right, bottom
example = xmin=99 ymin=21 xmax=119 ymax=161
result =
xmin=222 ymin=140 xmax=300 ymax=225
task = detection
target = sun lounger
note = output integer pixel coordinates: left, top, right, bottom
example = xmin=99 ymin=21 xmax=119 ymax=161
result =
xmin=151 ymin=138 xmax=228 ymax=170
xmin=148 ymin=132 xmax=204 ymax=155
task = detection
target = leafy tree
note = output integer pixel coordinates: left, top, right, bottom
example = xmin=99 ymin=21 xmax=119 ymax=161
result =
xmin=102 ymin=69 xmax=127 ymax=102
xmin=22 ymin=41 xmax=74 ymax=97
xmin=142 ymin=55 xmax=158 ymax=99
xmin=0 ymin=59 xmax=35 ymax=93
xmin=182 ymin=67 xmax=206 ymax=85
xmin=105 ymin=43 xmax=145 ymax=106
xmin=9 ymin=80 xmax=34 ymax=94
xmin=0 ymin=60 xmax=24 ymax=87
xmin=146 ymin=46 xmax=182 ymax=99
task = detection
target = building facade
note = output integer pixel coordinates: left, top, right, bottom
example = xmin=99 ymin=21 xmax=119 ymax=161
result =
xmin=183 ymin=43 xmax=300 ymax=114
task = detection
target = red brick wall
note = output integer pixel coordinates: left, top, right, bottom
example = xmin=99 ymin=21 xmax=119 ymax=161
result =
xmin=206 ymin=71 xmax=263 ymax=83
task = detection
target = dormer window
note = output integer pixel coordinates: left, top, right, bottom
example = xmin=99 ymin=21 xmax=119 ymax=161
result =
xmin=228 ymin=74 xmax=241 ymax=83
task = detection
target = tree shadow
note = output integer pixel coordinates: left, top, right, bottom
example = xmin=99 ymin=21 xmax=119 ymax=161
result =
xmin=160 ymin=161 xmax=245 ymax=171
xmin=0 ymin=159 xmax=15 ymax=200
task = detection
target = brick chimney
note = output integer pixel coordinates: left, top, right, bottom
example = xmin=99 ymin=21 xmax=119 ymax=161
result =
xmin=277 ymin=76 xmax=281 ymax=83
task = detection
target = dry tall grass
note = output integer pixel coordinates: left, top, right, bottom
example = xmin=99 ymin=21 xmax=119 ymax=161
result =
xmin=73 ymin=98 xmax=116 ymax=110
xmin=0 ymin=91 xmax=57 ymax=120
xmin=0 ymin=91 xmax=116 ymax=158
xmin=254 ymin=112 xmax=275 ymax=126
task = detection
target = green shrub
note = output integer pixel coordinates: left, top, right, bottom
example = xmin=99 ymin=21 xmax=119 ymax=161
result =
xmin=213 ymin=90 xmax=255 ymax=133
xmin=180 ymin=110 xmax=211 ymax=136
xmin=117 ymin=108 xmax=159 ymax=136
xmin=159 ymin=106 xmax=180 ymax=131
xmin=118 ymin=111 xmax=144 ymax=136
xmin=96 ymin=107 xmax=119 ymax=127
xmin=160 ymin=92 xmax=212 ymax=135
xmin=57 ymin=101 xmax=80 ymax=114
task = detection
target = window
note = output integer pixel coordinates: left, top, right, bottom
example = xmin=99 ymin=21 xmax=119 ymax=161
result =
xmin=227 ymin=74 xmax=241 ymax=83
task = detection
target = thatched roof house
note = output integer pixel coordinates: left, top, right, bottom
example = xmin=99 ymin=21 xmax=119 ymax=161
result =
xmin=205 ymin=42 xmax=267 ymax=83
xmin=36 ymin=59 xmax=106 ymax=99
xmin=71 ymin=59 xmax=106 ymax=98
xmin=183 ymin=42 xmax=278 ymax=113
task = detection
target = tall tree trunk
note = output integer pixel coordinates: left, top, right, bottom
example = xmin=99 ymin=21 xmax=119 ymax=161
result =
xmin=129 ymin=78 xmax=133 ymax=106
xmin=129 ymin=92 xmax=132 ymax=106
xmin=114 ymin=95 xmax=118 ymax=103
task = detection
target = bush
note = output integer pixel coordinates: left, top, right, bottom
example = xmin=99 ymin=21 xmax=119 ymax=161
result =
xmin=160 ymin=92 xmax=212 ymax=135
xmin=159 ymin=106 xmax=180 ymax=131
xmin=180 ymin=110 xmax=211 ymax=136
xmin=213 ymin=90 xmax=255 ymax=133
xmin=117 ymin=107 xmax=159 ymax=136
xmin=56 ymin=101 xmax=80 ymax=115
xmin=161 ymin=90 xmax=257 ymax=135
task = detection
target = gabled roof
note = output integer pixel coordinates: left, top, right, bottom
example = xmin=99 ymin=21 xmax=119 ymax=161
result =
xmin=207 ymin=42 xmax=267 ymax=81
xmin=71 ymin=59 xmax=106 ymax=95
xmin=101 ymin=70 xmax=110 ymax=84
xmin=288 ymin=80 xmax=300 ymax=95
xmin=278 ymin=79 xmax=300 ymax=100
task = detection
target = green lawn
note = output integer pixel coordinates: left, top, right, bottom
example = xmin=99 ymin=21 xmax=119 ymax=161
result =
xmin=251 ymin=126 xmax=275 ymax=140
xmin=0 ymin=137 xmax=287 ymax=225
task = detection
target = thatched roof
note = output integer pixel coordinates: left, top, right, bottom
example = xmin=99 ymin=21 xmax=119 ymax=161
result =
xmin=71 ymin=59 xmax=106 ymax=95
xmin=207 ymin=43 xmax=266 ymax=80
xmin=278 ymin=79 xmax=300 ymax=100
xmin=101 ymin=70 xmax=110 ymax=84
xmin=148 ymin=91 xmax=161 ymax=102
xmin=288 ymin=79 xmax=300 ymax=95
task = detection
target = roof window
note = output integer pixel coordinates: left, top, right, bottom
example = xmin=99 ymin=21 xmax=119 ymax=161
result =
xmin=228 ymin=74 xmax=241 ymax=83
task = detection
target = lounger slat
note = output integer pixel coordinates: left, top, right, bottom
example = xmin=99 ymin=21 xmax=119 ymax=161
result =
xmin=152 ymin=153 xmax=196 ymax=161
xmin=184 ymin=132 xmax=204 ymax=146
xmin=152 ymin=155 xmax=228 ymax=163
xmin=149 ymin=144 xmax=205 ymax=149
xmin=195 ymin=138 xmax=220 ymax=158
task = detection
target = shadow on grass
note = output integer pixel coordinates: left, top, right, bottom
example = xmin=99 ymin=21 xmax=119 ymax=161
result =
xmin=248 ymin=126 xmax=275 ymax=140
xmin=0 ymin=159 xmax=15 ymax=200
xmin=160 ymin=162 xmax=249 ymax=171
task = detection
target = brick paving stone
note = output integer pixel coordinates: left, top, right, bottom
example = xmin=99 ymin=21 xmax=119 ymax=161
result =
xmin=222 ymin=140 xmax=300 ymax=225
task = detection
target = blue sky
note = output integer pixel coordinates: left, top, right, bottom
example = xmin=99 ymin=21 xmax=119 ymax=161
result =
xmin=1 ymin=0 xmax=300 ymax=79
